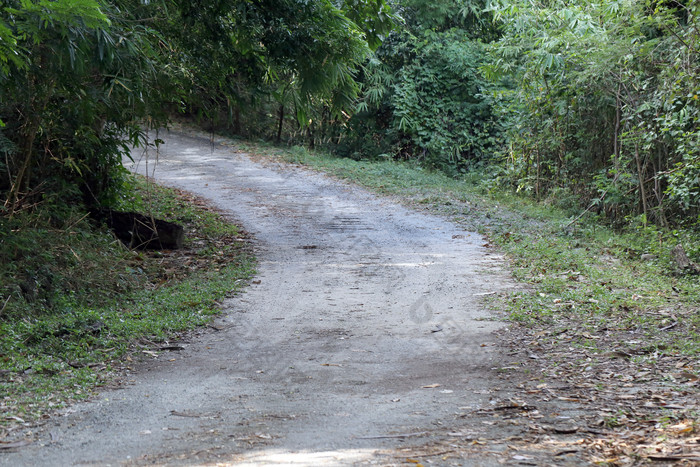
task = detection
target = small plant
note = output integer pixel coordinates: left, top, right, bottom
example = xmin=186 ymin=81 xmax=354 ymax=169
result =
xmin=603 ymin=410 xmax=629 ymax=429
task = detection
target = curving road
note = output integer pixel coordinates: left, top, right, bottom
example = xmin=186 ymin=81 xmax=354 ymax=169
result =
xmin=2 ymin=129 xmax=513 ymax=466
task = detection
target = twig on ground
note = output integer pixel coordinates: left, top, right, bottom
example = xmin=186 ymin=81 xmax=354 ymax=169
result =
xmin=0 ymin=295 xmax=11 ymax=316
xmin=355 ymin=432 xmax=429 ymax=440
xmin=660 ymin=321 xmax=678 ymax=331
xmin=403 ymin=449 xmax=455 ymax=458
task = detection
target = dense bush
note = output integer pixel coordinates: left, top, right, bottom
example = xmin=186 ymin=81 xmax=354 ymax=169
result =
xmin=332 ymin=0 xmax=502 ymax=174
xmin=486 ymin=0 xmax=700 ymax=228
xmin=0 ymin=0 xmax=173 ymax=213
xmin=3 ymin=0 xmax=697 ymax=234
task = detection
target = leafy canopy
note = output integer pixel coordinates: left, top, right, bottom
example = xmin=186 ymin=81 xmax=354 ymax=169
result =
xmin=0 ymin=0 xmax=394 ymax=212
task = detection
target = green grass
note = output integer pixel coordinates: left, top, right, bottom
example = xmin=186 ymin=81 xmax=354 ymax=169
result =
xmin=0 ymin=175 xmax=254 ymax=426
xmin=242 ymin=142 xmax=700 ymax=357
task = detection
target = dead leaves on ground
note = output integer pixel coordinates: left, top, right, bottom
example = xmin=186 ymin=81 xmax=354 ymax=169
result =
xmin=397 ymin=316 xmax=699 ymax=465
xmin=397 ymin=402 xmax=699 ymax=465
xmin=470 ymin=322 xmax=700 ymax=465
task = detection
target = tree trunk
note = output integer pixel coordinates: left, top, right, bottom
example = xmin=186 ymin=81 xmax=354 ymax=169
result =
xmin=233 ymin=106 xmax=241 ymax=135
xmin=535 ymin=144 xmax=541 ymax=201
xmin=614 ymin=93 xmax=621 ymax=160
xmin=276 ymin=104 xmax=284 ymax=144
xmin=671 ymin=244 xmax=700 ymax=275
xmin=633 ymin=141 xmax=649 ymax=224
xmin=9 ymin=118 xmax=40 ymax=213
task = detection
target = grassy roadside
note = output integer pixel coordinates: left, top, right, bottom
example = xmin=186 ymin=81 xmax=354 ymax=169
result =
xmin=239 ymin=141 xmax=700 ymax=463
xmin=0 ymin=175 xmax=254 ymax=433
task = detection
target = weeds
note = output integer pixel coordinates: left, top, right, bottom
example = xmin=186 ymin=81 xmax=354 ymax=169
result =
xmin=0 ymin=175 xmax=254 ymax=426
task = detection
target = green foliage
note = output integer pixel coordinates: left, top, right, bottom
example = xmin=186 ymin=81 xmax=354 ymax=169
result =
xmin=0 ymin=0 xmax=174 ymax=212
xmin=332 ymin=0 xmax=502 ymax=173
xmin=486 ymin=0 xmax=700 ymax=228
xmin=399 ymin=0 xmax=496 ymax=37
xmin=0 ymin=204 xmax=136 ymax=316
xmin=341 ymin=0 xmax=400 ymax=50
xmin=0 ymin=0 xmax=393 ymax=215
xmin=170 ymin=0 xmax=396 ymax=142
xmin=391 ymin=30 xmax=499 ymax=173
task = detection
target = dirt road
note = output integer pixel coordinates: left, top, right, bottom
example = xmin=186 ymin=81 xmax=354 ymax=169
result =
xmin=2 ymin=130 xmax=514 ymax=465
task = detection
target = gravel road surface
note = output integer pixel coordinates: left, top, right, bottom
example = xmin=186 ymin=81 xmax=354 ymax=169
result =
xmin=2 ymin=129 xmax=514 ymax=466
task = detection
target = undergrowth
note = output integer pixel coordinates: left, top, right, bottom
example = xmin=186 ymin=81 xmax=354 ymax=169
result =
xmin=0 ymin=175 xmax=254 ymax=426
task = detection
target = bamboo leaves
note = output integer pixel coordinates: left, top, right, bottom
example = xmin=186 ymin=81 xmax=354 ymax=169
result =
xmin=1 ymin=0 xmax=393 ymax=213
xmin=485 ymin=0 xmax=700 ymax=226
